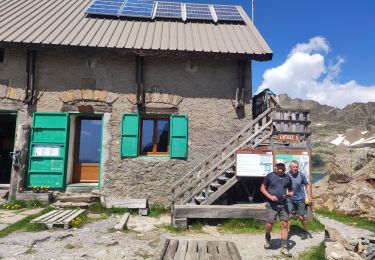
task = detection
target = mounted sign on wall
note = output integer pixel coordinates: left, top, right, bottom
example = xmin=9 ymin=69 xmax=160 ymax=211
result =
xmin=236 ymin=149 xmax=273 ymax=177
xmin=276 ymin=134 xmax=300 ymax=142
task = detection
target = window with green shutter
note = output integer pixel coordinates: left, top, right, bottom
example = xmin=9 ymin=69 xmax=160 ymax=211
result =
xmin=121 ymin=113 xmax=188 ymax=159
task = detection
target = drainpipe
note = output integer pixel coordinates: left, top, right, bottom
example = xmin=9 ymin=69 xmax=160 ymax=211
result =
xmin=235 ymin=60 xmax=247 ymax=108
xmin=136 ymin=56 xmax=144 ymax=106
xmin=25 ymin=50 xmax=36 ymax=104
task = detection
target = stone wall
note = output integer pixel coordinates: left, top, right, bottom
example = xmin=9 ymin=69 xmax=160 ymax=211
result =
xmin=0 ymin=47 xmax=253 ymax=204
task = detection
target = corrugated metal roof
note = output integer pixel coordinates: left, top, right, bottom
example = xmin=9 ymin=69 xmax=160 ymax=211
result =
xmin=0 ymin=0 xmax=272 ymax=60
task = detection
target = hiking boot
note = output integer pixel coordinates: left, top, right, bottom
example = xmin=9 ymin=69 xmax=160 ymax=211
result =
xmin=264 ymin=236 xmax=271 ymax=249
xmin=281 ymin=247 xmax=292 ymax=257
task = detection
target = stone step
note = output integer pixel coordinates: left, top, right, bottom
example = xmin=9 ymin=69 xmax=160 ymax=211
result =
xmin=57 ymin=194 xmax=99 ymax=203
xmin=52 ymin=201 xmax=90 ymax=209
xmin=65 ymin=184 xmax=99 ymax=193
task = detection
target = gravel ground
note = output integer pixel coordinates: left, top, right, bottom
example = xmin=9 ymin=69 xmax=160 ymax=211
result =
xmin=0 ymin=214 xmax=327 ymax=260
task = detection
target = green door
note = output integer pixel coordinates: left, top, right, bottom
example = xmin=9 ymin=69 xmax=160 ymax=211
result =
xmin=27 ymin=112 xmax=69 ymax=189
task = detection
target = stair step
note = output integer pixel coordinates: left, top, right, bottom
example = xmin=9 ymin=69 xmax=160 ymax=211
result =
xmin=57 ymin=194 xmax=99 ymax=203
xmin=52 ymin=201 xmax=90 ymax=209
xmin=210 ymin=182 xmax=222 ymax=191
xmin=194 ymin=195 xmax=205 ymax=204
xmin=218 ymin=176 xmax=230 ymax=183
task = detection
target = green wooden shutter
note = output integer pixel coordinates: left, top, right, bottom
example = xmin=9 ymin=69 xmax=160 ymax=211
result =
xmin=121 ymin=113 xmax=139 ymax=157
xmin=170 ymin=114 xmax=188 ymax=159
xmin=28 ymin=112 xmax=69 ymax=189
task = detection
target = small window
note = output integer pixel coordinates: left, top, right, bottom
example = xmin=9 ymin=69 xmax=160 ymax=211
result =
xmin=121 ymin=113 xmax=188 ymax=158
xmin=0 ymin=48 xmax=4 ymax=63
xmin=140 ymin=117 xmax=169 ymax=155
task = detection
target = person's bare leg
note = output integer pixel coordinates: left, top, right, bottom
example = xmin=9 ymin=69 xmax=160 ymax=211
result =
xmin=299 ymin=215 xmax=308 ymax=231
xmin=281 ymin=220 xmax=288 ymax=240
xmin=264 ymin=222 xmax=273 ymax=249
xmin=280 ymin=220 xmax=292 ymax=256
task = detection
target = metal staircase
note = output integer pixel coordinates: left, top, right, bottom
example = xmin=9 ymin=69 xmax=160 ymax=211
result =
xmin=171 ymin=107 xmax=274 ymax=208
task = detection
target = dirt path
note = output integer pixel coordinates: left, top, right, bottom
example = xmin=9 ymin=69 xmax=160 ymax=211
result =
xmin=0 ymin=214 xmax=326 ymax=259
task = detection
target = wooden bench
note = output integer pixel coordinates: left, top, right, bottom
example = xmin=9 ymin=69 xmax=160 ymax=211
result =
xmin=153 ymin=238 xmax=242 ymax=260
xmin=30 ymin=209 xmax=86 ymax=229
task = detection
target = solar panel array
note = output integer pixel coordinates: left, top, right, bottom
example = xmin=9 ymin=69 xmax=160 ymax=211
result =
xmin=86 ymin=0 xmax=244 ymax=22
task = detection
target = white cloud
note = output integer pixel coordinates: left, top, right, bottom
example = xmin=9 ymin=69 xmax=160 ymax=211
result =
xmin=257 ymin=36 xmax=375 ymax=108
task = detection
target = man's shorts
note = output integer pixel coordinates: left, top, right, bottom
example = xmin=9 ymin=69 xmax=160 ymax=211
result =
xmin=265 ymin=202 xmax=289 ymax=223
xmin=287 ymin=199 xmax=307 ymax=218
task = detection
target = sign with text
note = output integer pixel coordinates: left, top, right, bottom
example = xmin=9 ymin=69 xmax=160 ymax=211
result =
xmin=236 ymin=149 xmax=273 ymax=177
xmin=277 ymin=134 xmax=300 ymax=142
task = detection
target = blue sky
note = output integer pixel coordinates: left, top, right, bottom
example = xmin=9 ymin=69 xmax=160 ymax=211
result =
xmin=168 ymin=0 xmax=375 ymax=107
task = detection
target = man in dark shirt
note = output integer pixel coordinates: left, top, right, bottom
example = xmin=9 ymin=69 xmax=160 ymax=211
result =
xmin=260 ymin=159 xmax=293 ymax=257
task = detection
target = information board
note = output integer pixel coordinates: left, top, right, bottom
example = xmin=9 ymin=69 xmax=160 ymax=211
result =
xmin=236 ymin=149 xmax=273 ymax=177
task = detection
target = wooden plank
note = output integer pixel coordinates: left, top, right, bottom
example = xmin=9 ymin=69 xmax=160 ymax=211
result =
xmin=174 ymin=205 xmax=267 ymax=219
xmin=30 ymin=210 xmax=59 ymax=223
xmin=174 ymin=240 xmax=188 ymax=260
xmin=197 ymin=240 xmax=209 ymax=260
xmin=186 ymin=240 xmax=198 ymax=260
xmin=164 ymin=239 xmax=179 ymax=260
xmin=62 ymin=209 xmax=86 ymax=224
xmin=207 ymin=241 xmax=219 ymax=260
xmin=227 ymin=242 xmax=242 ymax=260
xmin=45 ymin=210 xmax=73 ymax=224
xmin=217 ymin=241 xmax=232 ymax=260
xmin=40 ymin=210 xmax=72 ymax=223
xmin=153 ymin=239 xmax=170 ymax=260
xmin=105 ymin=198 xmax=147 ymax=209
xmin=54 ymin=210 xmax=81 ymax=223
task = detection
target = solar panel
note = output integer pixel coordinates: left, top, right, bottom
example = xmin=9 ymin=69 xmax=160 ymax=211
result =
xmin=119 ymin=0 xmax=154 ymax=18
xmin=185 ymin=3 xmax=212 ymax=20
xmin=85 ymin=0 xmax=245 ymax=23
xmin=154 ymin=1 xmax=182 ymax=19
xmin=214 ymin=5 xmax=243 ymax=21
xmin=86 ymin=0 xmax=123 ymax=16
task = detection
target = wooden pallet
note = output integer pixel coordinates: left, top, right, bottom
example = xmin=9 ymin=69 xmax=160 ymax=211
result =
xmin=153 ymin=239 xmax=242 ymax=260
xmin=30 ymin=209 xmax=86 ymax=229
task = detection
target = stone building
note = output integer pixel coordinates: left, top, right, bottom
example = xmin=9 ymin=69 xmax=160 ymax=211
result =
xmin=0 ymin=0 xmax=272 ymax=204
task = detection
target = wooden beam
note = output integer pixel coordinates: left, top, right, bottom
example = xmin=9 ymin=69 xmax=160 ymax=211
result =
xmin=174 ymin=204 xmax=267 ymax=219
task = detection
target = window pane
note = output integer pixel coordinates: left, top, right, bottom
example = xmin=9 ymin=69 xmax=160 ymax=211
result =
xmin=141 ymin=119 xmax=154 ymax=153
xmin=157 ymin=119 xmax=169 ymax=152
xmin=78 ymin=119 xmax=101 ymax=163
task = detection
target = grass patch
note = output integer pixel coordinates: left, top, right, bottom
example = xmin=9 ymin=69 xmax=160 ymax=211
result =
xmin=315 ymin=208 xmax=375 ymax=232
xmin=148 ymin=203 xmax=170 ymax=218
xmin=218 ymin=218 xmax=264 ymax=234
xmin=88 ymin=202 xmax=136 ymax=215
xmin=218 ymin=217 xmax=324 ymax=234
xmin=272 ymin=216 xmax=325 ymax=233
xmin=134 ymin=248 xmax=153 ymax=259
xmin=298 ymin=242 xmax=325 ymax=260
xmin=157 ymin=224 xmax=184 ymax=234
xmin=0 ymin=207 xmax=53 ymax=238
